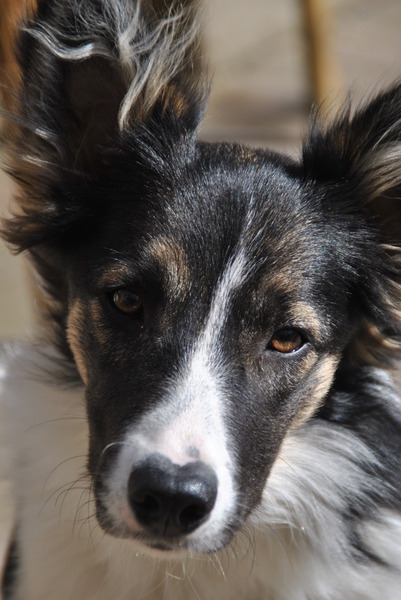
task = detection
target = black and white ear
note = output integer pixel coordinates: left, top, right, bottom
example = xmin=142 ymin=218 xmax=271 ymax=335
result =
xmin=303 ymin=85 xmax=401 ymax=244
xmin=3 ymin=0 xmax=207 ymax=251
xmin=302 ymin=85 xmax=401 ymax=365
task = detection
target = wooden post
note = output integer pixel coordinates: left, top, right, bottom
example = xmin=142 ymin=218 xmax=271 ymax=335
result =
xmin=301 ymin=0 xmax=342 ymax=108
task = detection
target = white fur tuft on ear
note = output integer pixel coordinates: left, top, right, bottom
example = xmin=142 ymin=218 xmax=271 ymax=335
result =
xmin=25 ymin=0 xmax=203 ymax=129
xmin=358 ymin=143 xmax=401 ymax=200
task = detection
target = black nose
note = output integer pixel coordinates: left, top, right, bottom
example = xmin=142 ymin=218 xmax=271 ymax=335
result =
xmin=128 ymin=455 xmax=218 ymax=537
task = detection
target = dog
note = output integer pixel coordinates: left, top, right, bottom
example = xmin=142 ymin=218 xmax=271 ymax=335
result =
xmin=2 ymin=0 xmax=401 ymax=598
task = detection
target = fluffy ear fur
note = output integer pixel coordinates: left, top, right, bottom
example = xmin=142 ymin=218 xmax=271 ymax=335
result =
xmin=1 ymin=0 xmax=207 ymax=363
xmin=2 ymin=0 xmax=207 ymax=252
xmin=303 ymin=86 xmax=401 ymax=243
xmin=302 ymin=85 xmax=401 ymax=366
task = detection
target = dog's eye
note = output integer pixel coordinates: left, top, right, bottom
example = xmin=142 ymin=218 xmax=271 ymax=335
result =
xmin=268 ymin=328 xmax=305 ymax=353
xmin=112 ymin=289 xmax=143 ymax=315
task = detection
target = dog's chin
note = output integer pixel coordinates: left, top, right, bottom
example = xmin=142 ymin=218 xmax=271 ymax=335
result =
xmin=132 ymin=536 xmax=222 ymax=559
xmin=129 ymin=529 xmax=231 ymax=558
xmin=97 ymin=513 xmax=233 ymax=558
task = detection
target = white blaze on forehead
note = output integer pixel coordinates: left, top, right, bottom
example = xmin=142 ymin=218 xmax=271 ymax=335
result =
xmin=136 ymin=245 xmax=249 ymax=457
xmin=134 ymin=245 xmax=250 ymax=449
xmin=199 ymin=248 xmax=248 ymax=356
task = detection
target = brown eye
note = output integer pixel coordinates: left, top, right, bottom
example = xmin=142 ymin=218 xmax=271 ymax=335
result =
xmin=112 ymin=289 xmax=143 ymax=315
xmin=268 ymin=328 xmax=305 ymax=353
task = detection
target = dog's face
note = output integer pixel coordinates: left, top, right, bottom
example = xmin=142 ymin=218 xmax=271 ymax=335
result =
xmin=4 ymin=0 xmax=401 ymax=558
xmin=62 ymin=143 xmax=369 ymax=553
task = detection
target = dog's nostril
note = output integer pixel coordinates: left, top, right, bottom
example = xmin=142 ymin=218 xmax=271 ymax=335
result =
xmin=179 ymin=502 xmax=209 ymax=529
xmin=133 ymin=492 xmax=161 ymax=516
xmin=128 ymin=456 xmax=218 ymax=537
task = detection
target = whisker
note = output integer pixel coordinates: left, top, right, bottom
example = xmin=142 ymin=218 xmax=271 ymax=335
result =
xmin=72 ymin=487 xmax=92 ymax=535
xmin=101 ymin=440 xmax=136 ymax=458
xmin=27 ymin=416 xmax=86 ymax=432
xmin=41 ymin=454 xmax=87 ymax=495
xmin=39 ymin=476 xmax=88 ymax=516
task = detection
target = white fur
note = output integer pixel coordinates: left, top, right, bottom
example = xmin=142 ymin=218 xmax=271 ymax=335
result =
xmin=359 ymin=510 xmax=401 ymax=571
xmin=2 ymin=343 xmax=401 ymax=599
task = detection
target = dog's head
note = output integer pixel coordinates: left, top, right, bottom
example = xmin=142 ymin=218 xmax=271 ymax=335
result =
xmin=3 ymin=0 xmax=401 ymax=555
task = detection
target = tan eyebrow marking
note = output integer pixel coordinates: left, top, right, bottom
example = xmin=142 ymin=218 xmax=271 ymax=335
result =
xmin=98 ymin=264 xmax=136 ymax=288
xmin=259 ymin=268 xmax=324 ymax=339
xmin=146 ymin=237 xmax=191 ymax=301
xmin=289 ymin=301 xmax=322 ymax=340
xmin=98 ymin=238 xmax=190 ymax=301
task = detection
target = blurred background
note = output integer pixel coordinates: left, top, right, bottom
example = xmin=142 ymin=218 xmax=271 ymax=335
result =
xmin=1 ymin=0 xmax=401 ymax=575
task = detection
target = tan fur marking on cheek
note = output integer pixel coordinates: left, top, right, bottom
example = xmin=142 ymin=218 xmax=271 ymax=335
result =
xmin=148 ymin=237 xmax=190 ymax=300
xmin=290 ymin=355 xmax=339 ymax=430
xmin=89 ymin=299 xmax=110 ymax=345
xmin=67 ymin=300 xmax=89 ymax=385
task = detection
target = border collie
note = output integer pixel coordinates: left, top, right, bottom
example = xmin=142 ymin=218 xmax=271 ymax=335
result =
xmin=2 ymin=1 xmax=401 ymax=598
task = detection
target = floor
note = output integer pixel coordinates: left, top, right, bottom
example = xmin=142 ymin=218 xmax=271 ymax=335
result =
xmin=1 ymin=0 xmax=401 ymax=586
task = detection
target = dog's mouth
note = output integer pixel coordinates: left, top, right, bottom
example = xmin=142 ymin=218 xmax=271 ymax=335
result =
xmin=146 ymin=540 xmax=180 ymax=552
xmin=96 ymin=506 xmax=235 ymax=555
xmin=128 ymin=530 xmax=224 ymax=555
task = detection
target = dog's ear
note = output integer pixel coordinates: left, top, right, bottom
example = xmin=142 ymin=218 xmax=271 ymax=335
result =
xmin=302 ymin=85 xmax=401 ymax=365
xmin=303 ymin=85 xmax=401 ymax=244
xmin=2 ymin=0 xmax=207 ymax=252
